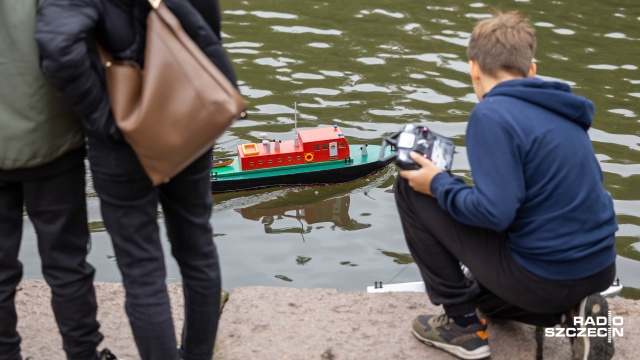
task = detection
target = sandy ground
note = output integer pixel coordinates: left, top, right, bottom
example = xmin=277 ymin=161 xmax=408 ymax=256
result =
xmin=15 ymin=280 xmax=184 ymax=359
xmin=14 ymin=280 xmax=640 ymax=360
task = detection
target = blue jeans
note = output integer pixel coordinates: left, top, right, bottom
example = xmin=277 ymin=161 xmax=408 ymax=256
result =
xmin=87 ymin=137 xmax=221 ymax=360
xmin=0 ymin=157 xmax=102 ymax=360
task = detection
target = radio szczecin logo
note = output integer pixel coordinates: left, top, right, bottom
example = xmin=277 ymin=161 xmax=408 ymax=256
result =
xmin=545 ymin=311 xmax=623 ymax=343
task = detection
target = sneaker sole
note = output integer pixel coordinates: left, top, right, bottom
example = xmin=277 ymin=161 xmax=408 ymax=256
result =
xmin=573 ymin=294 xmax=615 ymax=360
xmin=413 ymin=329 xmax=491 ymax=360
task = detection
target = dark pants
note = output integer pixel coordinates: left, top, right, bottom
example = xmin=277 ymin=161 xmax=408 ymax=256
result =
xmin=86 ymin=136 xmax=221 ymax=360
xmin=0 ymin=161 xmax=102 ymax=360
xmin=394 ymin=177 xmax=615 ymax=327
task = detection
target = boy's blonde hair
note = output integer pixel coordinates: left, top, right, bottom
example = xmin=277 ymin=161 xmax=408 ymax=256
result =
xmin=467 ymin=10 xmax=536 ymax=78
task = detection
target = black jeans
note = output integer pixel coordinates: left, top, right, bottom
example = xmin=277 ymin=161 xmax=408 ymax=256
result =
xmin=87 ymin=136 xmax=221 ymax=360
xmin=394 ymin=177 xmax=615 ymax=327
xmin=0 ymin=161 xmax=102 ymax=360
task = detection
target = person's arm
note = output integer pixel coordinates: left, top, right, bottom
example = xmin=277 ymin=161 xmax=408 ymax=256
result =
xmin=431 ymin=108 xmax=526 ymax=231
xmin=165 ymin=0 xmax=238 ymax=87
xmin=35 ymin=0 xmax=111 ymax=128
xmin=188 ymin=0 xmax=222 ymax=40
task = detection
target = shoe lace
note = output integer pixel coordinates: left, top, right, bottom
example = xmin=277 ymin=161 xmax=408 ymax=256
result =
xmin=432 ymin=314 xmax=453 ymax=327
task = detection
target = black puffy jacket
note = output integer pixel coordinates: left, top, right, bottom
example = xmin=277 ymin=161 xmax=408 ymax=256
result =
xmin=36 ymin=0 xmax=239 ymax=141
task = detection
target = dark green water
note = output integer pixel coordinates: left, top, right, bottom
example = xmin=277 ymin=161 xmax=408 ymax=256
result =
xmin=19 ymin=0 xmax=640 ymax=299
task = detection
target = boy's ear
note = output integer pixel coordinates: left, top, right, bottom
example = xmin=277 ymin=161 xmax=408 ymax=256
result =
xmin=528 ymin=62 xmax=537 ymax=78
xmin=469 ymin=60 xmax=481 ymax=83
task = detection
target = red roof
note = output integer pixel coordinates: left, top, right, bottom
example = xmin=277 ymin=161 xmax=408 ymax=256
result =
xmin=298 ymin=126 xmax=345 ymax=143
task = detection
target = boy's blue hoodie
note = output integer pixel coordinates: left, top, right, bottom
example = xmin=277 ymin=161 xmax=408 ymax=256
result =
xmin=430 ymin=78 xmax=617 ymax=280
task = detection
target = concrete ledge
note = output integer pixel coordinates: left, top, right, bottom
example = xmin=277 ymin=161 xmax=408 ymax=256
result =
xmin=217 ymin=287 xmax=640 ymax=360
xmin=14 ymin=281 xmax=640 ymax=359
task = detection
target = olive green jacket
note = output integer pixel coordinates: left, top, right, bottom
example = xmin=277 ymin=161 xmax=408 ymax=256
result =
xmin=0 ymin=0 xmax=84 ymax=170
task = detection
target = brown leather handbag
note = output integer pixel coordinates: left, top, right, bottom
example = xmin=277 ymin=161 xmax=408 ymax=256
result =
xmin=100 ymin=0 xmax=246 ymax=185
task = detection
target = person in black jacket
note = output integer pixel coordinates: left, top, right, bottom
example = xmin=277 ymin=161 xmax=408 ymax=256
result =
xmin=36 ymin=1 xmax=239 ymax=359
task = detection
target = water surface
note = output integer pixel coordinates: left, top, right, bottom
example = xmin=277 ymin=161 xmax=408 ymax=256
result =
xmin=20 ymin=0 xmax=640 ymax=299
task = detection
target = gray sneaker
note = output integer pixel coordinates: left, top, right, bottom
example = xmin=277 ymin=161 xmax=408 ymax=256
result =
xmin=412 ymin=314 xmax=490 ymax=359
xmin=571 ymin=293 xmax=615 ymax=360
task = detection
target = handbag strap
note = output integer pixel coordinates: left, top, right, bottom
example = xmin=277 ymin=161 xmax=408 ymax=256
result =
xmin=149 ymin=0 xmax=162 ymax=9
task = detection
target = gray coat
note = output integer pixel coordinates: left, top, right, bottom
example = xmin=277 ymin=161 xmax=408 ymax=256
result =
xmin=0 ymin=0 xmax=84 ymax=170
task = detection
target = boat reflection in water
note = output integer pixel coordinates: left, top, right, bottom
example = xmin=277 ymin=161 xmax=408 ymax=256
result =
xmin=235 ymin=193 xmax=371 ymax=236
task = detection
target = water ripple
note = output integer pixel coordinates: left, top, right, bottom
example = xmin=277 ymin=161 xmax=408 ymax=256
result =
xmin=590 ymin=128 xmax=640 ymax=151
xmin=253 ymin=104 xmax=297 ymax=115
xmin=601 ymin=163 xmax=640 ymax=177
xmin=535 ymin=22 xmax=555 ymax=28
xmin=404 ymin=87 xmax=455 ymax=104
xmin=357 ymin=9 xmax=405 ymax=19
xmin=435 ymin=78 xmax=469 ymax=88
xmin=604 ymin=32 xmax=629 ymax=39
xmin=341 ymin=84 xmax=393 ymax=93
xmin=305 ymin=98 xmax=361 ymax=108
xmin=608 ymin=109 xmax=637 ymax=118
xmin=239 ymin=86 xmax=273 ymax=99
xmin=299 ymin=88 xmax=341 ymax=96
xmin=319 ymin=70 xmax=345 ymax=77
xmin=432 ymin=34 xmax=469 ymax=47
xmin=552 ymin=28 xmax=576 ymax=35
xmin=225 ymin=41 xmax=262 ymax=48
xmin=589 ymin=64 xmax=623 ymax=70
xmin=228 ymin=49 xmax=259 ymax=54
xmin=308 ymin=43 xmax=331 ymax=48
xmin=465 ymin=13 xmax=493 ymax=20
xmin=405 ymin=53 xmax=458 ymax=65
xmin=368 ymin=107 xmax=431 ymax=117
xmin=614 ymin=200 xmax=640 ymax=218
xmin=271 ymin=26 xmax=342 ymax=36
xmin=292 ymin=73 xmax=325 ymax=80
xmin=254 ymin=57 xmax=300 ymax=67
xmin=251 ymin=11 xmax=297 ymax=19
xmin=356 ymin=57 xmax=386 ymax=65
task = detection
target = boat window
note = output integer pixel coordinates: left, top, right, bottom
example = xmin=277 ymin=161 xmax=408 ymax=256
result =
xmin=258 ymin=161 xmax=262 ymax=165
xmin=268 ymin=160 xmax=273 ymax=164
xmin=249 ymin=162 xmax=254 ymax=166
xmin=278 ymin=158 xmax=283 ymax=162
xmin=338 ymin=142 xmax=346 ymax=148
xmin=288 ymin=157 xmax=292 ymax=161
xmin=314 ymin=145 xmax=320 ymax=151
xmin=322 ymin=144 xmax=328 ymax=149
xmin=297 ymin=156 xmax=301 ymax=160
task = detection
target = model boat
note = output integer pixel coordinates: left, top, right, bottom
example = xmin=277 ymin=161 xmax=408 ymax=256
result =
xmin=210 ymin=124 xmax=395 ymax=193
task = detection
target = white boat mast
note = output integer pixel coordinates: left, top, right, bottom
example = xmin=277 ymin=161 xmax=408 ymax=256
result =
xmin=293 ymin=102 xmax=300 ymax=147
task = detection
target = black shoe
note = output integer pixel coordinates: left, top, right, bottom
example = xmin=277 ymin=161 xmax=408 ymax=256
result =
xmin=96 ymin=348 xmax=118 ymax=360
xmin=571 ymin=293 xmax=615 ymax=360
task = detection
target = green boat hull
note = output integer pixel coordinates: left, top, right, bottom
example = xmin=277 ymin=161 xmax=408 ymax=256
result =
xmin=210 ymin=145 xmax=394 ymax=193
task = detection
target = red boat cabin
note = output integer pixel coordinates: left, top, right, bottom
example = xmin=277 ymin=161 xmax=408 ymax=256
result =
xmin=237 ymin=126 xmax=351 ymax=170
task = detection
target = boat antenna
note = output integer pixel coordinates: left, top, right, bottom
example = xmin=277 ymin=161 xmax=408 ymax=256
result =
xmin=385 ymin=263 xmax=411 ymax=285
xmin=294 ymin=102 xmax=300 ymax=147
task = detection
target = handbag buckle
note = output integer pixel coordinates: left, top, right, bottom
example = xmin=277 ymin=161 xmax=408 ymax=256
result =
xmin=149 ymin=0 xmax=162 ymax=9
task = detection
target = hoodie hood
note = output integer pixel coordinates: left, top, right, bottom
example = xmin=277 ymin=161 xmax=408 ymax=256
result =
xmin=485 ymin=78 xmax=595 ymax=130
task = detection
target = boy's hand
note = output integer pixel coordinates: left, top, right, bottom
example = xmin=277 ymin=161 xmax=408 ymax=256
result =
xmin=398 ymin=151 xmax=443 ymax=196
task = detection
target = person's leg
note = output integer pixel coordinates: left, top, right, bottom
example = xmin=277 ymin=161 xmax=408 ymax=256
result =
xmin=87 ymin=137 xmax=178 ymax=360
xmin=0 ymin=181 xmax=25 ymax=360
xmin=23 ymin=162 xmax=103 ymax=360
xmin=160 ymin=151 xmax=220 ymax=360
